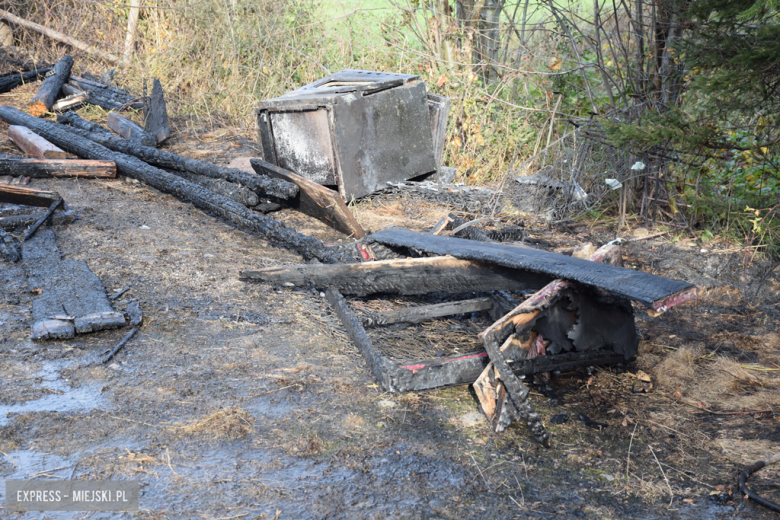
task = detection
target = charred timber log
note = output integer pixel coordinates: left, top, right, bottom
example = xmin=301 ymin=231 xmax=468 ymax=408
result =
xmin=0 ymin=66 xmax=52 ymax=94
xmin=0 ymin=155 xmax=116 ymax=178
xmin=363 ymin=297 xmax=494 ymax=327
xmin=57 ymin=111 xmax=297 ymax=200
xmin=173 ymin=169 xmax=260 ymax=207
xmin=240 ymin=256 xmax=553 ymax=296
xmin=0 ymin=106 xmax=346 ymax=263
xmin=28 ymin=55 xmax=73 ymax=117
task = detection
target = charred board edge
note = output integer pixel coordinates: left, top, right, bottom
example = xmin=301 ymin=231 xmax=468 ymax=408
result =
xmin=0 ymin=210 xmax=75 ymax=230
xmin=0 ymin=157 xmax=116 ymax=178
xmin=251 ymin=158 xmax=366 ymax=239
xmin=364 ymin=297 xmax=494 ymax=327
xmin=371 ymin=227 xmax=695 ymax=310
xmin=0 ymin=184 xmax=63 ymax=207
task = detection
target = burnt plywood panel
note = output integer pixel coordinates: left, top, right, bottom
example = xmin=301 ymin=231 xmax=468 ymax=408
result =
xmin=332 ymin=81 xmax=437 ymax=200
xmin=370 ymin=227 xmax=695 ymax=310
xmin=269 ymin=109 xmax=337 ymax=185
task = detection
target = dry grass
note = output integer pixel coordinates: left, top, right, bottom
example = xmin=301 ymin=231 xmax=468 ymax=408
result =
xmin=178 ymin=406 xmax=254 ymax=440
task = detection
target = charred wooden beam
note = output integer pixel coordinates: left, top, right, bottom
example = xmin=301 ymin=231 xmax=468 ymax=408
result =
xmin=28 ymin=55 xmax=73 ymax=117
xmin=57 ymin=111 xmax=297 ymax=200
xmin=251 ymin=158 xmax=366 ymax=238
xmin=173 ymin=169 xmax=259 ymax=207
xmin=240 ymin=255 xmax=552 ymax=296
xmin=23 ymin=199 xmax=62 ymax=241
xmin=67 ymin=76 xmax=143 ymax=111
xmin=363 ymin=297 xmax=494 ymax=327
xmin=325 ymin=287 xmax=401 ymax=391
xmin=0 ymin=155 xmax=116 ymax=178
xmin=0 ymin=210 xmax=74 ymax=230
xmin=9 ymin=125 xmax=69 ymax=158
xmin=107 ymin=112 xmax=156 ymax=146
xmin=371 ymin=227 xmax=696 ymax=312
xmin=0 ymin=66 xmax=52 ymax=94
xmin=0 ymin=106 xmax=346 ymax=263
xmin=144 ymin=79 xmax=170 ymax=143
xmin=0 ymin=184 xmax=62 ymax=207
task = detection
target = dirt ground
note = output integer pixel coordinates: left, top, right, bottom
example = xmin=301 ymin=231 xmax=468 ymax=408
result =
xmin=1 ymin=109 xmax=780 ymax=519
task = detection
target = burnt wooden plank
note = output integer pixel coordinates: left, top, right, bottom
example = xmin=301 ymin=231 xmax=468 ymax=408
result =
xmin=28 ymin=55 xmax=73 ymax=117
xmin=371 ymin=227 xmax=695 ymax=311
xmin=9 ymin=125 xmax=68 ymax=158
xmin=364 ymin=297 xmax=494 ymax=327
xmin=0 ymin=106 xmax=346 ymax=263
xmin=325 ymin=287 xmax=400 ymax=391
xmin=0 ymin=155 xmax=116 ymax=178
xmin=107 ymin=112 xmax=156 ymax=146
xmin=23 ymin=199 xmax=62 ymax=241
xmin=0 ymin=210 xmax=74 ymax=230
xmin=240 ymin=255 xmax=552 ymax=297
xmin=0 ymin=184 xmax=62 ymax=207
xmin=251 ymin=158 xmax=366 ymax=239
xmin=51 ymin=91 xmax=88 ymax=112
xmin=144 ymin=78 xmax=170 ymax=143
xmin=23 ymin=229 xmax=125 ymax=341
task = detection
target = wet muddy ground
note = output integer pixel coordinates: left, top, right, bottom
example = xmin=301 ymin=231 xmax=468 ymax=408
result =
xmin=1 ymin=123 xmax=780 ymax=519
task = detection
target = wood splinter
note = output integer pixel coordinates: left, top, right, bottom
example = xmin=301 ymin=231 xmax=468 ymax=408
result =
xmin=102 ymin=328 xmax=138 ymax=364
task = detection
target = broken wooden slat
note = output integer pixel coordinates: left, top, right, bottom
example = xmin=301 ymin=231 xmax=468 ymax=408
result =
xmin=0 ymin=106 xmax=347 ymax=263
xmin=240 ymin=255 xmax=553 ymax=296
xmin=51 ymin=91 xmax=88 ymax=112
xmin=364 ymin=297 xmax=494 ymax=327
xmin=107 ymin=112 xmax=156 ymax=147
xmin=0 ymin=184 xmax=62 ymax=207
xmin=0 ymin=66 xmax=52 ymax=94
xmin=251 ymin=158 xmax=366 ymax=238
xmin=23 ymin=199 xmax=62 ymax=241
xmin=0 ymin=156 xmax=116 ymax=178
xmin=67 ymin=76 xmax=142 ymax=111
xmin=144 ymin=79 xmax=170 ymax=143
xmin=9 ymin=125 xmax=69 ymax=159
xmin=57 ymin=111 xmax=297 ymax=200
xmin=28 ymin=55 xmax=73 ymax=117
xmin=371 ymin=227 xmax=696 ymax=312
xmin=0 ymin=210 xmax=74 ymax=230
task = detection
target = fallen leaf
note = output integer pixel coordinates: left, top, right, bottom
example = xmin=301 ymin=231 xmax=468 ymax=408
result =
xmin=715 ymin=485 xmax=725 ymax=491
xmin=549 ymin=57 xmax=562 ymax=71
xmin=436 ymin=74 xmax=447 ymax=87
xmin=31 ymin=288 xmax=42 ymax=295
xmin=673 ymin=391 xmax=682 ymax=399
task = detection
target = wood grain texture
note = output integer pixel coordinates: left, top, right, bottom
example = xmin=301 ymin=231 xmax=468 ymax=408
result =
xmin=240 ymin=255 xmax=553 ymax=296
xmin=364 ymin=297 xmax=494 ymax=326
xmin=251 ymin=158 xmax=366 ymax=239
xmin=9 ymin=125 xmax=68 ymax=158
xmin=372 ymin=228 xmax=695 ymax=310
xmin=0 ymin=156 xmax=116 ymax=178
xmin=0 ymin=184 xmax=62 ymax=207
xmin=107 ymin=112 xmax=156 ymax=146
xmin=28 ymin=55 xmax=73 ymax=116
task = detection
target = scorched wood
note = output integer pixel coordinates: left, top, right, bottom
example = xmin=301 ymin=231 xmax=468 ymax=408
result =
xmin=0 ymin=210 xmax=74 ymax=230
xmin=370 ymin=227 xmax=696 ymax=313
xmin=363 ymin=297 xmax=494 ymax=327
xmin=240 ymin=255 xmax=553 ymax=296
xmin=57 ymin=111 xmax=297 ymax=200
xmin=107 ymin=112 xmax=156 ymax=146
xmin=0 ymin=184 xmax=62 ymax=207
xmin=23 ymin=199 xmax=62 ymax=241
xmin=28 ymin=55 xmax=73 ymax=117
xmin=144 ymin=79 xmax=170 ymax=143
xmin=0 ymin=66 xmax=51 ymax=94
xmin=174 ymin=169 xmax=260 ymax=207
xmin=67 ymin=76 xmax=143 ymax=111
xmin=9 ymin=125 xmax=69 ymax=158
xmin=251 ymin=158 xmax=366 ymax=238
xmin=0 ymin=106 xmax=347 ymax=263
xmin=0 ymin=156 xmax=116 ymax=178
